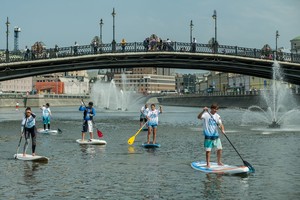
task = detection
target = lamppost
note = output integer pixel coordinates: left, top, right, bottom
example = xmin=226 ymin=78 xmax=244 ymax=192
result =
xmin=5 ymin=17 xmax=10 ymax=62
xmin=111 ymin=8 xmax=116 ymax=52
xmin=99 ymin=18 xmax=104 ymax=44
xmin=275 ymin=30 xmax=279 ymax=60
xmin=190 ymin=20 xmax=194 ymax=44
xmin=275 ymin=30 xmax=279 ymax=52
xmin=212 ymin=10 xmax=217 ymax=53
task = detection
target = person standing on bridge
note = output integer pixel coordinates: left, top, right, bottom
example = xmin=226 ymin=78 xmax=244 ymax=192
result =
xmin=197 ymin=103 xmax=225 ymax=168
xmin=54 ymin=45 xmax=59 ymax=58
xmin=121 ymin=38 xmax=127 ymax=52
xmin=24 ymin=46 xmax=30 ymax=60
xmin=92 ymin=40 xmax=98 ymax=54
xmin=74 ymin=41 xmax=78 ymax=55
xmin=191 ymin=37 xmax=197 ymax=53
xmin=146 ymin=104 xmax=162 ymax=144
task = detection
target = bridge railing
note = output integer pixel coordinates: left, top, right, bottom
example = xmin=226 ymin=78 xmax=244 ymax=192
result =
xmin=1 ymin=41 xmax=299 ymax=64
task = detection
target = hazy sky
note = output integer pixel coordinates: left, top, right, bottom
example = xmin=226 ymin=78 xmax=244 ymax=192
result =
xmin=1 ymin=0 xmax=299 ymax=52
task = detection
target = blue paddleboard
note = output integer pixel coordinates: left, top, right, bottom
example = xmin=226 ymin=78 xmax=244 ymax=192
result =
xmin=191 ymin=161 xmax=250 ymax=174
xmin=142 ymin=142 xmax=161 ymax=148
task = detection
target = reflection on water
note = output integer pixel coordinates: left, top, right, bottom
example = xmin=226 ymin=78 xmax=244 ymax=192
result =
xmin=128 ymin=145 xmax=135 ymax=153
xmin=203 ymin=174 xmax=224 ymax=199
xmin=21 ymin=162 xmax=47 ymax=199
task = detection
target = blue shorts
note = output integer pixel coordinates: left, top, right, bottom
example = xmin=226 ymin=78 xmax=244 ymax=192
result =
xmin=43 ymin=116 xmax=50 ymax=124
xmin=204 ymin=138 xmax=222 ymax=151
xmin=148 ymin=123 xmax=158 ymax=129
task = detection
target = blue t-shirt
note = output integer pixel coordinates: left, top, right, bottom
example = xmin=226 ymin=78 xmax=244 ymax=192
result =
xmin=79 ymin=105 xmax=96 ymax=121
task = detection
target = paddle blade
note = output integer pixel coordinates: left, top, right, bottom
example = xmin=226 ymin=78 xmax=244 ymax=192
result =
xmin=127 ymin=123 xmax=147 ymax=145
xmin=127 ymin=135 xmax=136 ymax=145
xmin=97 ymin=129 xmax=103 ymax=138
xmin=243 ymin=160 xmax=255 ymax=173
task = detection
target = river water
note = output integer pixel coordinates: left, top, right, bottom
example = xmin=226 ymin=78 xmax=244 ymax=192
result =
xmin=0 ymin=105 xmax=299 ymax=200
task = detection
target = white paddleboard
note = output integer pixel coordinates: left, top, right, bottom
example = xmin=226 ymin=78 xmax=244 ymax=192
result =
xmin=14 ymin=154 xmax=49 ymax=162
xmin=37 ymin=128 xmax=61 ymax=134
xmin=76 ymin=139 xmax=107 ymax=145
xmin=191 ymin=161 xmax=249 ymax=174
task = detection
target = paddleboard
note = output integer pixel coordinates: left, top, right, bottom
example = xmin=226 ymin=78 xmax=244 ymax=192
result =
xmin=37 ymin=128 xmax=62 ymax=134
xmin=14 ymin=154 xmax=49 ymax=162
xmin=76 ymin=139 xmax=107 ymax=145
xmin=142 ymin=142 xmax=161 ymax=148
xmin=191 ymin=161 xmax=249 ymax=174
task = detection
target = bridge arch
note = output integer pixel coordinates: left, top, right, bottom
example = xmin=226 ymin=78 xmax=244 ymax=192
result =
xmin=1 ymin=50 xmax=300 ymax=85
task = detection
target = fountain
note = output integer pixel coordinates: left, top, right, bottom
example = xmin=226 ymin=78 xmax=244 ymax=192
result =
xmin=242 ymin=61 xmax=300 ymax=128
xmin=91 ymin=74 xmax=145 ymax=111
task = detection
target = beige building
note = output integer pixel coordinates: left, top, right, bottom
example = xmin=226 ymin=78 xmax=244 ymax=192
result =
xmin=0 ymin=77 xmax=33 ymax=93
xmin=290 ymin=35 xmax=300 ymax=54
xmin=113 ymin=67 xmax=175 ymax=94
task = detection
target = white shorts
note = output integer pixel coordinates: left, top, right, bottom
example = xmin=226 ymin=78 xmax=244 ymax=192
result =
xmin=87 ymin=120 xmax=93 ymax=133
xmin=82 ymin=120 xmax=93 ymax=133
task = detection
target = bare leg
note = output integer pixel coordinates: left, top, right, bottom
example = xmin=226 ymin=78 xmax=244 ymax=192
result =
xmin=90 ymin=132 xmax=93 ymax=140
xmin=217 ymin=149 xmax=224 ymax=165
xmin=82 ymin=132 xmax=85 ymax=141
xmin=147 ymin=127 xmax=151 ymax=144
xmin=153 ymin=127 xmax=157 ymax=144
xmin=206 ymin=151 xmax=211 ymax=168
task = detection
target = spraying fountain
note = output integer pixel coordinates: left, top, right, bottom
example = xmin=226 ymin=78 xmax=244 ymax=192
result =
xmin=91 ymin=74 xmax=145 ymax=111
xmin=242 ymin=61 xmax=300 ymax=128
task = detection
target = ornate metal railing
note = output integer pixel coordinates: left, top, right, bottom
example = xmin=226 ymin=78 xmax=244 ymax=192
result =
xmin=1 ymin=41 xmax=299 ymax=64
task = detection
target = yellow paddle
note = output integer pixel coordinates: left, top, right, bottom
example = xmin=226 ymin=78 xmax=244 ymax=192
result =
xmin=127 ymin=123 xmax=147 ymax=145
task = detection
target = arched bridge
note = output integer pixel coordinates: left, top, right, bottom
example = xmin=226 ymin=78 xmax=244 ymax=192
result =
xmin=0 ymin=42 xmax=300 ymax=84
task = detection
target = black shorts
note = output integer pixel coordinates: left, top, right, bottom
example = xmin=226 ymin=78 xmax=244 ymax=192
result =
xmin=140 ymin=117 xmax=147 ymax=122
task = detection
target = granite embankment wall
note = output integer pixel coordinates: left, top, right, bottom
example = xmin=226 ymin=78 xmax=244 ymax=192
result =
xmin=157 ymin=94 xmax=300 ymax=109
xmin=0 ymin=96 xmax=89 ymax=108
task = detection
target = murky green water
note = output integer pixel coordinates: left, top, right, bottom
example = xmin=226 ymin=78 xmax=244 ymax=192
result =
xmin=0 ymin=106 xmax=299 ymax=199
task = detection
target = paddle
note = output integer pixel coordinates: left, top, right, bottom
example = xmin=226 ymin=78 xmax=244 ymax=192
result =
xmin=15 ymin=135 xmax=23 ymax=159
xmin=127 ymin=122 xmax=147 ymax=145
xmin=15 ymin=117 xmax=27 ymax=159
xmin=81 ymin=99 xmax=104 ymax=138
xmin=206 ymin=111 xmax=255 ymax=173
xmin=96 ymin=128 xmax=103 ymax=138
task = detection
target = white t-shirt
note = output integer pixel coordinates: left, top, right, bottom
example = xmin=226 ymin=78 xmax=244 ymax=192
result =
xmin=42 ymin=107 xmax=51 ymax=117
xmin=147 ymin=109 xmax=161 ymax=126
xmin=140 ymin=106 xmax=149 ymax=118
xmin=201 ymin=112 xmax=222 ymax=137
